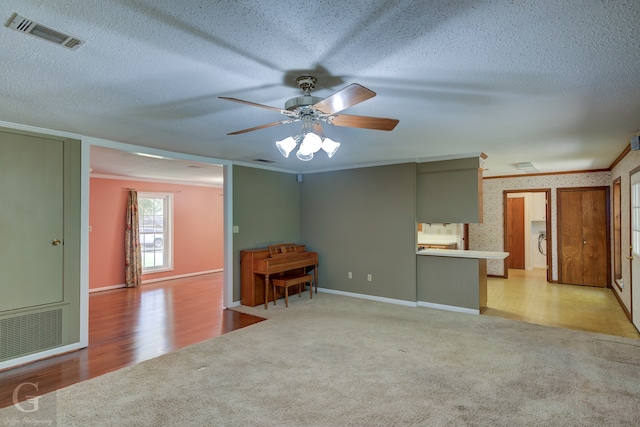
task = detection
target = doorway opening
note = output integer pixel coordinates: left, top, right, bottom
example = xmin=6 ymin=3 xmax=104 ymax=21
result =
xmin=88 ymin=144 xmax=229 ymax=346
xmin=502 ymin=189 xmax=552 ymax=282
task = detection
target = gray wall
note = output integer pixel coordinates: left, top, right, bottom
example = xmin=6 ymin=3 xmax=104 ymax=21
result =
xmin=232 ymin=165 xmax=301 ymax=301
xmin=417 ymin=157 xmax=483 ymax=224
xmin=300 ymin=163 xmax=417 ymax=302
xmin=417 ymin=256 xmax=481 ymax=310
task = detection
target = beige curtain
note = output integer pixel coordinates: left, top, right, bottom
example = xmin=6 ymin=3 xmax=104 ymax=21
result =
xmin=125 ymin=190 xmax=142 ymax=287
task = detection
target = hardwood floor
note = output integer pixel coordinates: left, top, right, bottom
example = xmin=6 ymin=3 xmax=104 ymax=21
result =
xmin=484 ymin=268 xmax=640 ymax=339
xmin=0 ymin=273 xmax=265 ymax=410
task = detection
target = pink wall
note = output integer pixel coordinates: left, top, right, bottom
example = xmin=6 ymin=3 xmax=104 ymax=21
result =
xmin=89 ymin=177 xmax=223 ymax=290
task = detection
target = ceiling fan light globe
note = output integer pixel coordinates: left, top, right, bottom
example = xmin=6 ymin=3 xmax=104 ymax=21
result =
xmin=296 ymin=149 xmax=314 ymax=161
xmin=301 ymin=132 xmax=322 ymax=153
xmin=275 ymin=136 xmax=297 ymax=157
xmin=297 ymin=141 xmax=313 ymax=156
xmin=321 ymin=138 xmax=340 ymax=158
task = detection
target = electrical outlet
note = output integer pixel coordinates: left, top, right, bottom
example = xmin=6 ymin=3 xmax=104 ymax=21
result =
xmin=348 ymin=272 xmax=352 ymax=279
xmin=367 ymin=274 xmax=372 ymax=282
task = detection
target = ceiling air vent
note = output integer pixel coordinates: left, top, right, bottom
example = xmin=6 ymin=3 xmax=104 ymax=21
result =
xmin=7 ymin=14 xmax=85 ymax=50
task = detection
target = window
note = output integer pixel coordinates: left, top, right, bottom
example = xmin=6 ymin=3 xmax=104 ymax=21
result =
xmin=138 ymin=192 xmax=172 ymax=273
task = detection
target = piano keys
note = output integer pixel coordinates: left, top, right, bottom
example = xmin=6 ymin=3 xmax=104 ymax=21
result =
xmin=240 ymin=243 xmax=318 ymax=308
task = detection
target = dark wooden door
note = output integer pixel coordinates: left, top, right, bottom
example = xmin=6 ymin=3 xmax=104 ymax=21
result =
xmin=558 ymin=187 xmax=609 ymax=287
xmin=507 ymin=197 xmax=525 ymax=269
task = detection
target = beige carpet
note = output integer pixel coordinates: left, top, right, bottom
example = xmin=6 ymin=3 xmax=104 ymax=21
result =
xmin=3 ymin=293 xmax=640 ymax=426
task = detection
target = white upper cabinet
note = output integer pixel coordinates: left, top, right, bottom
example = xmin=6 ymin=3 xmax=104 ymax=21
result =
xmin=532 ymin=192 xmax=546 ymax=221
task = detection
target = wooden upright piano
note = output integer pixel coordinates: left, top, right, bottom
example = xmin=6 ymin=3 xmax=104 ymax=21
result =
xmin=240 ymin=243 xmax=318 ymax=308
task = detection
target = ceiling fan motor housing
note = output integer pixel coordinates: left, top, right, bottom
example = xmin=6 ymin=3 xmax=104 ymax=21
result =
xmin=285 ymin=95 xmax=323 ymax=111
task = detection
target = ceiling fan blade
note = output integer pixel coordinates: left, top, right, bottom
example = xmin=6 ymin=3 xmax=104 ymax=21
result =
xmin=311 ymin=121 xmax=325 ymax=137
xmin=219 ymin=96 xmax=292 ymax=116
xmin=329 ymin=114 xmax=399 ymax=131
xmin=313 ymin=83 xmax=376 ymax=114
xmin=227 ymin=119 xmax=294 ymax=135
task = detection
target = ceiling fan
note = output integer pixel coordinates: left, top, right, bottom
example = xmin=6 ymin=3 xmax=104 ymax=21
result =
xmin=219 ymin=76 xmax=399 ymax=160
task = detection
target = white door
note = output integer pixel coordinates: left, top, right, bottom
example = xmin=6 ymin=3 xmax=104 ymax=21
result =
xmin=0 ymin=131 xmax=64 ymax=311
xmin=631 ymin=171 xmax=640 ymax=331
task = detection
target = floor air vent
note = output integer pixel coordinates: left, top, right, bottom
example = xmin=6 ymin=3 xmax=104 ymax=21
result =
xmin=7 ymin=14 xmax=86 ymax=50
xmin=0 ymin=308 xmax=63 ymax=362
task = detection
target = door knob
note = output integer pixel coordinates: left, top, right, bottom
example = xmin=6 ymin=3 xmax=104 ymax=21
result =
xmin=51 ymin=239 xmax=62 ymax=246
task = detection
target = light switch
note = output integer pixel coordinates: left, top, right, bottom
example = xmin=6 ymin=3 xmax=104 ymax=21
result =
xmin=232 ymin=226 xmax=239 ymax=233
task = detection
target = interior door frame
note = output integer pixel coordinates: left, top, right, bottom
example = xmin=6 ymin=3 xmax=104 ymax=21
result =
xmin=87 ymin=140 xmax=232 ymax=311
xmin=502 ymin=189 xmax=552 ymax=281
xmin=629 ymin=167 xmax=640 ymax=329
xmin=613 ymin=176 xmax=622 ymax=291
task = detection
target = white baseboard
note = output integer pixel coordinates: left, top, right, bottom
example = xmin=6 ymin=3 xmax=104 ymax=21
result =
xmin=142 ymin=269 xmax=222 ymax=284
xmin=0 ymin=343 xmax=84 ymax=371
xmin=417 ymin=301 xmax=479 ymax=315
xmin=317 ymin=288 xmax=418 ymax=307
xmin=230 ymin=289 xmax=479 ymax=315
xmin=89 ymin=269 xmax=223 ymax=293
xmin=89 ymin=284 xmax=125 ymax=293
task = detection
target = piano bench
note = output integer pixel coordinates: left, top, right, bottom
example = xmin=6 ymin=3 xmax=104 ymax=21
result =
xmin=271 ymin=274 xmax=314 ymax=308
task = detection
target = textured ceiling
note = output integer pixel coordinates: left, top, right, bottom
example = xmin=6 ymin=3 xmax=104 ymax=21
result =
xmin=2 ymin=0 xmax=640 ymax=179
xmin=89 ymin=145 xmax=224 ymax=186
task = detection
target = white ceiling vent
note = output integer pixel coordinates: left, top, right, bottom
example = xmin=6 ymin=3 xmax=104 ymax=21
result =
xmin=7 ymin=14 xmax=85 ymax=50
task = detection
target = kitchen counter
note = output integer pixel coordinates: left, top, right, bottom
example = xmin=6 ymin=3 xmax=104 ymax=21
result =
xmin=417 ymin=239 xmax=457 ymax=245
xmin=417 ymin=249 xmax=508 ymax=259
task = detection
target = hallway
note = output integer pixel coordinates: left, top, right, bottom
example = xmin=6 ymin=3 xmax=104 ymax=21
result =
xmin=485 ymin=268 xmax=640 ymax=339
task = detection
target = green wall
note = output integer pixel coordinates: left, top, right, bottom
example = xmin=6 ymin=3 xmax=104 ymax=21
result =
xmin=0 ymin=127 xmax=81 ymax=362
xmin=300 ymin=163 xmax=417 ymax=302
xmin=232 ymin=165 xmax=301 ymax=301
